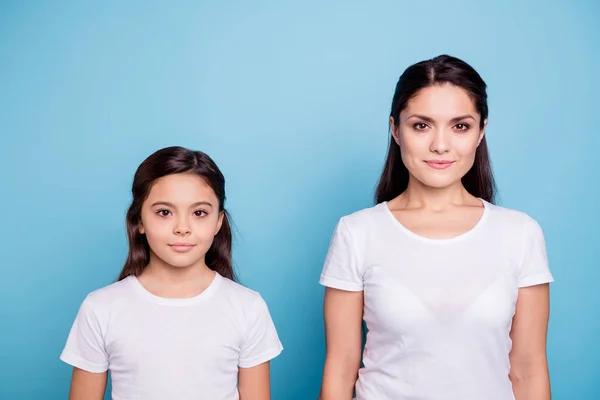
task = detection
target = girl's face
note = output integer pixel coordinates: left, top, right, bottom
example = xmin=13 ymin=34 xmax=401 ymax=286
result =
xmin=139 ymin=173 xmax=223 ymax=270
xmin=391 ymin=84 xmax=486 ymax=191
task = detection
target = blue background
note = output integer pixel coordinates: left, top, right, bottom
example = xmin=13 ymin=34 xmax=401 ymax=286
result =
xmin=1 ymin=1 xmax=598 ymax=399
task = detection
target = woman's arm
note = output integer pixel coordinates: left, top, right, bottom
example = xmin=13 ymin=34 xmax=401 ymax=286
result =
xmin=68 ymin=368 xmax=107 ymax=400
xmin=509 ymin=283 xmax=552 ymax=400
xmin=238 ymin=362 xmax=271 ymax=400
xmin=319 ymin=287 xmax=364 ymax=400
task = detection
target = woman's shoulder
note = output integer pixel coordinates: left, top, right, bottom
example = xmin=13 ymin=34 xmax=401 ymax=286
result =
xmin=336 ymin=202 xmax=389 ymax=231
xmin=484 ymin=201 xmax=543 ymax=233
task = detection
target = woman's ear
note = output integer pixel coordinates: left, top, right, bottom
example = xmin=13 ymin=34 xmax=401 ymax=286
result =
xmin=478 ymin=119 xmax=488 ymax=146
xmin=390 ymin=116 xmax=400 ymax=145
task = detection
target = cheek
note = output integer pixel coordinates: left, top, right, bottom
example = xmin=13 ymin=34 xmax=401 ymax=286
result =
xmin=399 ymin=133 xmax=425 ymax=167
xmin=142 ymin=218 xmax=172 ymax=241
xmin=193 ymin=217 xmax=221 ymax=239
xmin=455 ymin=137 xmax=480 ymax=161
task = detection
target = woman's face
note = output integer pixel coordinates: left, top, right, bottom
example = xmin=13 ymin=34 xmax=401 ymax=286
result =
xmin=391 ymin=83 xmax=486 ymax=190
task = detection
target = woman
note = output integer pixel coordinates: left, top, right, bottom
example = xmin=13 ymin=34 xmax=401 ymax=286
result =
xmin=318 ymin=55 xmax=553 ymax=400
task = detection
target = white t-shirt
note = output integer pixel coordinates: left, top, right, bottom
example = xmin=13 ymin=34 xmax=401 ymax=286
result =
xmin=319 ymin=200 xmax=553 ymax=400
xmin=60 ymin=272 xmax=283 ymax=400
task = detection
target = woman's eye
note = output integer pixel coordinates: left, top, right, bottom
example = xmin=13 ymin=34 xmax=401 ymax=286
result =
xmin=157 ymin=209 xmax=171 ymax=217
xmin=455 ymin=123 xmax=470 ymax=131
xmin=194 ymin=210 xmax=207 ymax=217
xmin=413 ymin=123 xmax=429 ymax=131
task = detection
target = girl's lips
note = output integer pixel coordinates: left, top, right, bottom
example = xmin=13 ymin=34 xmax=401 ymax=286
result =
xmin=169 ymin=244 xmax=196 ymax=252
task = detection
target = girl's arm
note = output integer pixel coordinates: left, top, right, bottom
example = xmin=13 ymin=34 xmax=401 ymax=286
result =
xmin=238 ymin=362 xmax=271 ymax=400
xmin=68 ymin=368 xmax=107 ymax=400
xmin=319 ymin=287 xmax=364 ymax=400
xmin=509 ymin=284 xmax=552 ymax=400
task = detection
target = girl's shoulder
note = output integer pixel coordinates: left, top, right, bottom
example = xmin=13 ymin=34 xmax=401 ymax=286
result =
xmin=217 ymin=275 xmax=265 ymax=305
xmin=78 ymin=276 xmax=136 ymax=312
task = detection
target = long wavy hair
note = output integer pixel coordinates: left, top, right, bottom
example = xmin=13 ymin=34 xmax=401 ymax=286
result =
xmin=117 ymin=146 xmax=235 ymax=281
xmin=375 ymin=54 xmax=497 ymax=204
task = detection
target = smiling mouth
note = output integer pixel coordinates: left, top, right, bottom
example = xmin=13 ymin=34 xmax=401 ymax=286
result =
xmin=168 ymin=244 xmax=196 ymax=252
xmin=425 ymin=160 xmax=454 ymax=170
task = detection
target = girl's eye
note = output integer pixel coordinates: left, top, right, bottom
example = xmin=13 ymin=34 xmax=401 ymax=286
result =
xmin=455 ymin=123 xmax=470 ymax=131
xmin=413 ymin=122 xmax=429 ymax=131
xmin=157 ymin=209 xmax=171 ymax=217
xmin=194 ymin=210 xmax=207 ymax=217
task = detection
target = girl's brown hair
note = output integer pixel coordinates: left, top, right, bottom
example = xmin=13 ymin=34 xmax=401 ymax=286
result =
xmin=117 ymin=146 xmax=235 ymax=281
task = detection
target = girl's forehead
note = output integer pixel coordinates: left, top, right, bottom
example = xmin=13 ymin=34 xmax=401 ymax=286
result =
xmin=147 ymin=173 xmax=217 ymax=202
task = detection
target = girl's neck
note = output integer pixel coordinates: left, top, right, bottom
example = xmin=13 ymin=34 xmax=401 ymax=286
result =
xmin=137 ymin=255 xmax=216 ymax=299
xmin=394 ymin=178 xmax=479 ymax=212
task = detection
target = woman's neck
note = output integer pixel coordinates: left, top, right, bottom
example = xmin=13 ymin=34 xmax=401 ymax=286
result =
xmin=138 ymin=255 xmax=216 ymax=299
xmin=394 ymin=178 xmax=479 ymax=212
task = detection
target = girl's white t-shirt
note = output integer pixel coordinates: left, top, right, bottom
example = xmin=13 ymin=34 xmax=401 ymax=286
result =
xmin=60 ymin=272 xmax=283 ymax=400
xmin=319 ymin=200 xmax=553 ymax=400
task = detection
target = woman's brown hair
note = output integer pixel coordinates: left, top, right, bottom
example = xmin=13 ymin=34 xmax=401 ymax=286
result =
xmin=375 ymin=54 xmax=497 ymax=204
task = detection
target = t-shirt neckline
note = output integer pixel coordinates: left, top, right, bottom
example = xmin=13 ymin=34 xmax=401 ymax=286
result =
xmin=127 ymin=271 xmax=222 ymax=307
xmin=381 ymin=198 xmax=490 ymax=244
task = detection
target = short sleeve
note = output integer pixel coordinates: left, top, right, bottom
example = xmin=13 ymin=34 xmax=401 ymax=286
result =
xmin=238 ymin=295 xmax=283 ymax=368
xmin=59 ymin=296 xmax=109 ymax=373
xmin=518 ymin=216 xmax=554 ymax=288
xmin=319 ymin=218 xmax=363 ymax=291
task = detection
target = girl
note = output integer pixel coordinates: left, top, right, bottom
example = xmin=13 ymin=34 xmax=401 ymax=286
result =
xmin=61 ymin=146 xmax=283 ymax=400
xmin=319 ymin=55 xmax=553 ymax=400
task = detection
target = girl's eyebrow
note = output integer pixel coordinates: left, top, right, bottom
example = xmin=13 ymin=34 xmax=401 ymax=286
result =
xmin=150 ymin=201 xmax=214 ymax=208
